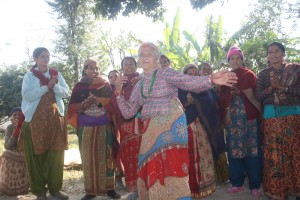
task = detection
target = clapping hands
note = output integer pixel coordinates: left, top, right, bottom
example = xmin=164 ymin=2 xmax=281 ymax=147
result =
xmin=82 ymin=93 xmax=97 ymax=110
xmin=48 ymin=75 xmax=58 ymax=90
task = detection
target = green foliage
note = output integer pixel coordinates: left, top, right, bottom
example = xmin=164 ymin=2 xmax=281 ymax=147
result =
xmin=190 ymin=0 xmax=221 ymax=10
xmin=227 ymin=0 xmax=300 ymax=73
xmin=92 ymin=0 xmax=218 ymax=21
xmin=159 ymin=7 xmax=196 ymax=70
xmin=47 ymin=0 xmax=94 ymax=85
xmin=0 ymin=66 xmax=26 ymax=119
xmin=67 ymin=133 xmax=79 ymax=149
xmin=171 ymin=7 xmax=181 ymax=45
xmin=239 ymin=31 xmax=280 ymax=73
xmin=286 ymin=0 xmax=300 ymax=23
xmin=93 ymin=0 xmax=166 ymax=21
xmin=47 ymin=0 xmax=140 ymax=85
xmin=198 ymin=15 xmax=226 ymax=66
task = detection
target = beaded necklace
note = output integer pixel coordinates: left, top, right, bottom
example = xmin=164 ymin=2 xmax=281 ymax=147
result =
xmin=140 ymin=69 xmax=158 ymax=99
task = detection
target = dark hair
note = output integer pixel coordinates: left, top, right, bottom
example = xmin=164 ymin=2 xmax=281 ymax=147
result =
xmin=267 ymin=42 xmax=285 ymax=55
xmin=33 ymin=47 xmax=49 ymax=59
xmin=10 ymin=107 xmax=22 ymax=116
xmin=108 ymin=70 xmax=119 ymax=77
xmin=183 ymin=64 xmax=198 ymax=74
xmin=121 ymin=57 xmax=137 ymax=68
xmin=199 ymin=62 xmax=211 ymax=69
xmin=160 ymin=54 xmax=170 ymax=63
xmin=32 ymin=47 xmax=49 ymax=68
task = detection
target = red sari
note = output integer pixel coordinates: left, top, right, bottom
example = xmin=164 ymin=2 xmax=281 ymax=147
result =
xmin=111 ymin=72 xmax=142 ymax=192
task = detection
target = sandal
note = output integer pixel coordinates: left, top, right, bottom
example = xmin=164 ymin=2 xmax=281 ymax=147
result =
xmin=81 ymin=194 xmax=96 ymax=200
xmin=107 ymin=190 xmax=121 ymax=199
xmin=227 ymin=186 xmax=244 ymax=193
xmin=251 ymin=189 xmax=261 ymax=197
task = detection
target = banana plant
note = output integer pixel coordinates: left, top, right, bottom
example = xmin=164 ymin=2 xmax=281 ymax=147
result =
xmin=158 ymin=7 xmax=195 ymax=70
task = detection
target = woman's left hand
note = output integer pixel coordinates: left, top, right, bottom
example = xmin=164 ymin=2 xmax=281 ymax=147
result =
xmin=211 ymin=70 xmax=238 ymax=87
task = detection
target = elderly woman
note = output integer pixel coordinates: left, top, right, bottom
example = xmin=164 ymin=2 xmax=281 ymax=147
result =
xmin=219 ymin=46 xmax=262 ymax=197
xmin=21 ymin=47 xmax=70 ymax=200
xmin=256 ymin=42 xmax=300 ymax=200
xmin=115 ymin=42 xmax=237 ymax=200
xmin=111 ymin=57 xmax=142 ymax=200
xmin=66 ymin=59 xmax=120 ymax=200
xmin=0 ymin=107 xmax=29 ymax=195
xmin=178 ymin=64 xmax=216 ymax=198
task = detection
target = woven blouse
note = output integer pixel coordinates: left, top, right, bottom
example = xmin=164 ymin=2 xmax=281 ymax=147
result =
xmin=117 ymin=66 xmax=213 ymax=120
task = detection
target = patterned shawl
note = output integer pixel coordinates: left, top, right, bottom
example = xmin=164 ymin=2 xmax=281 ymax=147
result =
xmin=30 ymin=67 xmax=58 ymax=85
xmin=273 ymin=63 xmax=300 ymax=105
xmin=66 ymin=75 xmax=113 ymax=128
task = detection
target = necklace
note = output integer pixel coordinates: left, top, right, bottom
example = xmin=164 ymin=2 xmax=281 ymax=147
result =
xmin=140 ymin=69 xmax=158 ymax=99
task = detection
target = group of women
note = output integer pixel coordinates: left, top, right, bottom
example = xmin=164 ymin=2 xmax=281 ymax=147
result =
xmin=215 ymin=42 xmax=299 ymax=200
xmin=0 ymin=41 xmax=298 ymax=200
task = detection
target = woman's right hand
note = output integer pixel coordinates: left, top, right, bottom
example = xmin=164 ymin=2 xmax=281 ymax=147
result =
xmin=115 ymin=74 xmax=128 ymax=96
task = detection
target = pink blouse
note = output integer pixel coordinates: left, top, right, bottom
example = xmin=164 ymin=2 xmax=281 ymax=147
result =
xmin=117 ymin=67 xmax=213 ymax=120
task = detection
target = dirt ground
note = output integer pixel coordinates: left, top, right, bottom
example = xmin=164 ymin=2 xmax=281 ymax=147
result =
xmin=1 ymin=149 xmax=297 ymax=200
xmin=0 ymin=181 xmax=271 ymax=200
xmin=3 ymin=180 xmax=298 ymax=200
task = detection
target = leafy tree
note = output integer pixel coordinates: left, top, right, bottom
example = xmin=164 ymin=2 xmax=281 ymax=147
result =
xmin=197 ymin=15 xmax=225 ymax=67
xmin=158 ymin=10 xmax=227 ymax=71
xmin=229 ymin=0 xmax=300 ymax=73
xmin=286 ymin=0 xmax=300 ymax=21
xmin=0 ymin=61 xmax=74 ymax=121
xmin=0 ymin=66 xmax=27 ymax=121
xmin=190 ymin=0 xmax=224 ymax=10
xmin=47 ymin=0 xmax=140 ymax=87
xmin=47 ymin=0 xmax=103 ymax=86
xmin=92 ymin=0 xmax=219 ymax=21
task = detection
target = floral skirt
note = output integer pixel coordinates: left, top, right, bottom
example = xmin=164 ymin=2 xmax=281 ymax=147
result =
xmin=0 ymin=150 xmax=29 ymax=195
xmin=188 ymin=118 xmax=216 ymax=198
xmin=263 ymin=114 xmax=300 ymax=200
